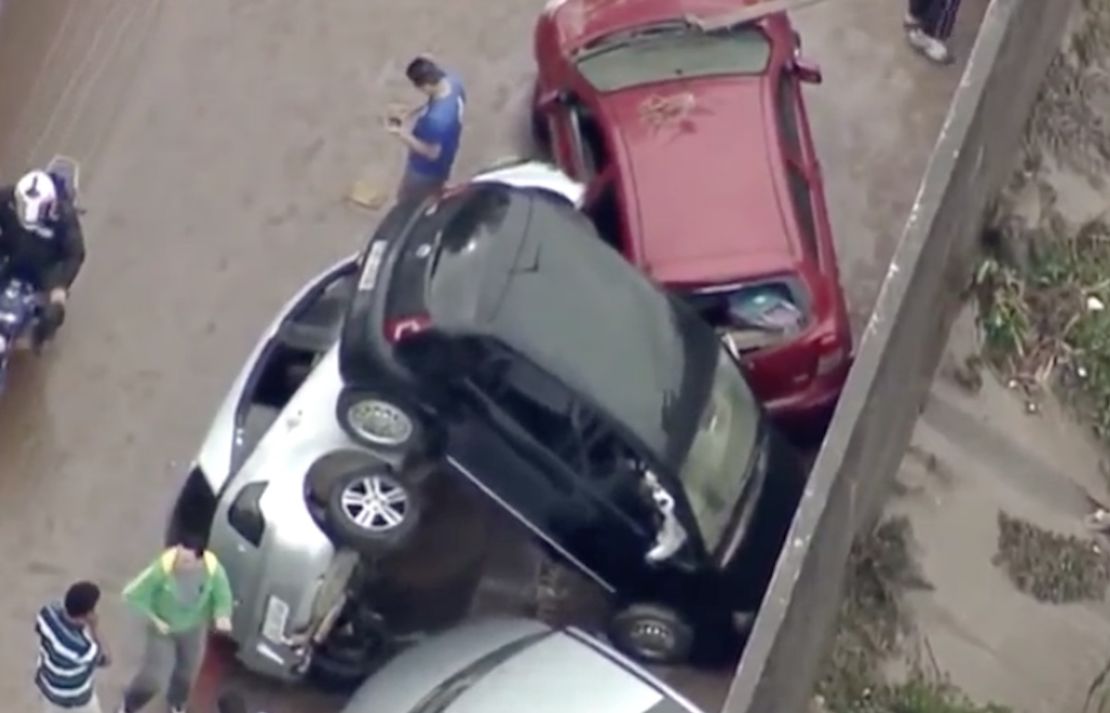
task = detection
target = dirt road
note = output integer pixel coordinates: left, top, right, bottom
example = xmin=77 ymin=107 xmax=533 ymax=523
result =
xmin=0 ymin=0 xmax=983 ymax=710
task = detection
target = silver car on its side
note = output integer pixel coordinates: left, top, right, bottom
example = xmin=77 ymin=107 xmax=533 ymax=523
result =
xmin=164 ymin=161 xmax=586 ymax=684
xmin=341 ymin=617 xmax=704 ymax=713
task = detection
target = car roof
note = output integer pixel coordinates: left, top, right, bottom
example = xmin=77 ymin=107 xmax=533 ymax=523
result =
xmin=546 ymin=0 xmax=747 ymax=51
xmin=596 ymin=75 xmax=798 ymax=285
xmin=342 ymin=618 xmax=700 ymax=713
xmin=410 ymin=184 xmax=719 ymax=469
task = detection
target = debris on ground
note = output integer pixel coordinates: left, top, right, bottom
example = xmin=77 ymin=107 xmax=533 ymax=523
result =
xmin=347 ymin=178 xmax=389 ymax=210
xmin=950 ymin=354 xmax=984 ymax=394
xmin=818 ymin=517 xmax=931 ymax=713
xmin=991 ymin=510 xmax=1110 ymax=603
xmin=977 ymin=0 xmax=1110 ymax=447
xmin=817 ymin=519 xmax=1007 ymax=713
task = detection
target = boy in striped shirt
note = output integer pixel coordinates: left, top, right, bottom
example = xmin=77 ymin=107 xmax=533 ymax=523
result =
xmin=35 ymin=581 xmax=112 ymax=712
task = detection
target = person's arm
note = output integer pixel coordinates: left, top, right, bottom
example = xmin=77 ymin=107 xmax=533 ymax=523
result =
xmin=43 ymin=205 xmax=85 ymax=294
xmin=122 ymin=562 xmax=171 ymax=633
xmin=86 ymin=611 xmax=111 ymax=667
xmin=389 ymin=112 xmax=446 ymax=161
xmin=211 ymin=562 xmax=234 ymax=632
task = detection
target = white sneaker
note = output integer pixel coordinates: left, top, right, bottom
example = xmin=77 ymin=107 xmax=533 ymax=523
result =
xmin=907 ymin=28 xmax=952 ymax=64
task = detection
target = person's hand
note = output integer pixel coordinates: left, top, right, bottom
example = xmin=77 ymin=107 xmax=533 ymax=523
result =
xmin=151 ymin=618 xmax=170 ymax=635
xmin=48 ymin=287 xmax=67 ymax=305
xmin=383 ymin=115 xmax=404 ymax=135
xmin=214 ymin=616 xmax=232 ymax=634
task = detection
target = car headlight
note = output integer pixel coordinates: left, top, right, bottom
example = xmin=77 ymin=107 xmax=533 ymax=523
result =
xmin=227 ymin=482 xmax=268 ymax=547
xmin=261 ymin=595 xmax=291 ymax=643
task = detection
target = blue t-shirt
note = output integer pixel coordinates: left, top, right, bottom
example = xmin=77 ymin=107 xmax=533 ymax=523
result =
xmin=407 ymin=73 xmax=466 ymax=179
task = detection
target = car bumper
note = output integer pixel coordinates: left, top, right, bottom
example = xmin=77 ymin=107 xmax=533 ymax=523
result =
xmin=762 ymin=356 xmax=852 ymax=423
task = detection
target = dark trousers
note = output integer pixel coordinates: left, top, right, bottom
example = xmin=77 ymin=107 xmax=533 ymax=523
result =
xmin=908 ymin=0 xmax=962 ymax=40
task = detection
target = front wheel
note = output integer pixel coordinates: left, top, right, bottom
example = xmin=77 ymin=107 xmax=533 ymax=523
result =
xmin=325 ymin=466 xmax=421 ymax=553
xmin=608 ymin=603 xmax=695 ymax=665
xmin=336 ymin=386 xmax=426 ymax=453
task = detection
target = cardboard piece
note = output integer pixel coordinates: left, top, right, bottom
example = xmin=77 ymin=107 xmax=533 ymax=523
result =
xmin=347 ymin=178 xmax=389 ymax=210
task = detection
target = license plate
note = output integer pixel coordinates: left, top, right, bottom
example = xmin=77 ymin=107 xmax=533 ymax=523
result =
xmin=261 ymin=596 xmax=290 ymax=643
xmin=358 ymin=240 xmax=388 ymax=292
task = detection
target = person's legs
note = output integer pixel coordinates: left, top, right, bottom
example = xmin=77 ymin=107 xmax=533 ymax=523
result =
xmin=929 ymin=0 xmax=963 ymax=41
xmin=906 ymin=0 xmax=932 ymax=25
xmin=907 ymin=0 xmax=954 ymax=63
xmin=395 ymin=168 xmax=445 ymax=205
xmin=120 ymin=625 xmax=175 ymax=713
xmin=166 ymin=627 xmax=207 ymax=713
xmin=41 ymin=692 xmax=103 ymax=713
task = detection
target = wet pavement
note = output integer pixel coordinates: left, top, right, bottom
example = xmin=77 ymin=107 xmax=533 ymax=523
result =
xmin=0 ymin=0 xmax=984 ymax=711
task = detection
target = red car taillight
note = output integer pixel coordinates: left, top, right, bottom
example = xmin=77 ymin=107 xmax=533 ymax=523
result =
xmin=384 ymin=314 xmax=431 ymax=343
xmin=815 ymin=333 xmax=848 ymax=377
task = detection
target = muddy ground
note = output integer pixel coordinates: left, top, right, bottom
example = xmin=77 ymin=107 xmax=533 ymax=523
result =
xmin=877 ymin=3 xmax=1110 ymax=712
xmin=0 ymin=0 xmax=983 ymax=711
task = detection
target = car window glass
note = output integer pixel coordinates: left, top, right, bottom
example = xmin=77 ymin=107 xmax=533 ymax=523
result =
xmin=576 ymin=25 xmax=771 ymax=93
xmin=786 ymin=163 xmax=819 ymax=258
xmin=775 ymin=75 xmax=819 ymax=258
xmin=472 ymin=352 xmax=627 ymax=478
xmin=678 ymin=355 xmax=761 ymax=550
xmin=776 ymin=73 xmax=802 ymax=156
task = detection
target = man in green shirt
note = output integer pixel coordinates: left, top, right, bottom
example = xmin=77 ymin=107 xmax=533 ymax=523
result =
xmin=116 ymin=533 xmax=233 ymax=713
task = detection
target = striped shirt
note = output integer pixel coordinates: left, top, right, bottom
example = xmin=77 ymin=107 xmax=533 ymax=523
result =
xmin=34 ymin=603 xmax=101 ymax=707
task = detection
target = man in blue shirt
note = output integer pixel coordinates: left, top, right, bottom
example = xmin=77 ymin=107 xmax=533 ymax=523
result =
xmin=387 ymin=56 xmax=466 ymax=203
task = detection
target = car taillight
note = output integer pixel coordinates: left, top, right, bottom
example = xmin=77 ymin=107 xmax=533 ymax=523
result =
xmin=384 ymin=314 xmax=431 ymax=343
xmin=815 ymin=334 xmax=847 ymax=377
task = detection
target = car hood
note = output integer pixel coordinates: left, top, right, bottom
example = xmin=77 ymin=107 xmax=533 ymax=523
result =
xmin=344 ymin=618 xmax=688 ymax=713
xmin=600 ymin=76 xmax=796 ymax=280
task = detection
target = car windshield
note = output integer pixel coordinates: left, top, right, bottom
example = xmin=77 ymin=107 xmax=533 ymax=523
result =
xmin=677 ymin=352 xmax=761 ymax=550
xmin=575 ymin=24 xmax=771 ymax=93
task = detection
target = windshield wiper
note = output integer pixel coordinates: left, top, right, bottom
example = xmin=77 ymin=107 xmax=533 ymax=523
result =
xmin=576 ymin=20 xmax=693 ymax=58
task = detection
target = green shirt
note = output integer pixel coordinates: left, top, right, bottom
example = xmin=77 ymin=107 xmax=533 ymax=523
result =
xmin=122 ymin=549 xmax=233 ymax=634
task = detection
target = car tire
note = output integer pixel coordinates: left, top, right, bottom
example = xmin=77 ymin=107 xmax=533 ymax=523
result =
xmin=308 ymin=605 xmax=392 ymax=693
xmin=608 ymin=602 xmax=695 ymax=665
xmin=336 ymin=386 xmax=426 ymax=454
xmin=325 ymin=466 xmax=421 ymax=553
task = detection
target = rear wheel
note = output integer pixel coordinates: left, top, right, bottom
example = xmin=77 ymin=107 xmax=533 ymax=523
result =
xmin=337 ymin=386 xmax=426 ymax=453
xmin=608 ymin=603 xmax=695 ymax=665
xmin=325 ymin=466 xmax=421 ymax=553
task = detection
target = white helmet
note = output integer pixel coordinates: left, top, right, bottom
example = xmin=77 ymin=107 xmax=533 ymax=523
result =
xmin=13 ymin=170 xmax=57 ymax=232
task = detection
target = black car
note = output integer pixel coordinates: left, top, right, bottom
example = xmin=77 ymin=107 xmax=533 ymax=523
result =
xmin=335 ymin=182 xmax=808 ymax=664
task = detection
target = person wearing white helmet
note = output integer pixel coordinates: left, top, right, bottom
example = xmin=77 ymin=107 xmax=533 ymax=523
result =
xmin=0 ymin=168 xmax=86 ymax=347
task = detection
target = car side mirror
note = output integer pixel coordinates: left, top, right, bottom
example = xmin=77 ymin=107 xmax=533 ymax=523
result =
xmin=793 ymin=58 xmax=823 ymax=85
xmin=642 ymin=471 xmax=689 ymax=565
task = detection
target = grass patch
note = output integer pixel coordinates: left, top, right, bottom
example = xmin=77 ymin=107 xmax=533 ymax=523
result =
xmin=975 ymin=218 xmax=1110 ymax=437
xmin=992 ymin=510 xmax=1110 ymax=603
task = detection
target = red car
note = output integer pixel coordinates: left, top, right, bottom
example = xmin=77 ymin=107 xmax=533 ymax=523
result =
xmin=532 ymin=0 xmax=852 ymax=423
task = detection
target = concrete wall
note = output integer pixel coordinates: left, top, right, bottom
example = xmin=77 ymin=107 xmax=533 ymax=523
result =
xmin=722 ymin=1 xmax=1078 ymax=712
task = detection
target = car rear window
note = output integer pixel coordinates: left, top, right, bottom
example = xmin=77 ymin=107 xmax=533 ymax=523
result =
xmin=684 ymin=278 xmax=810 ymax=352
xmin=575 ymin=24 xmax=771 ymax=93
